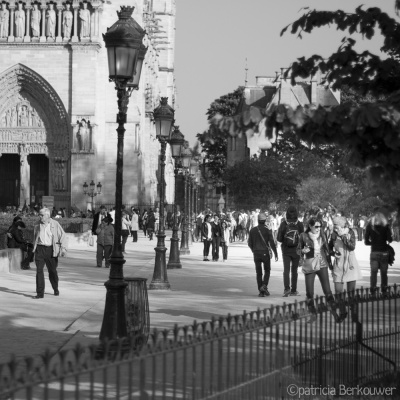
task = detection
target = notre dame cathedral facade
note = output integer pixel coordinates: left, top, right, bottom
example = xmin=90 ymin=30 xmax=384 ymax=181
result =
xmin=0 ymin=0 xmax=177 ymax=211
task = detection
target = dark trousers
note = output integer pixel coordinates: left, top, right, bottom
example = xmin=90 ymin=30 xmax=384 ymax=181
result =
xmin=253 ymin=251 xmax=271 ymax=290
xmin=283 ymin=253 xmax=300 ymax=292
xmin=203 ymin=239 xmax=211 ymax=257
xmin=222 ymin=244 xmax=228 ymax=260
xmin=148 ymin=228 xmax=154 ymax=240
xmin=304 ymin=267 xmax=332 ymax=300
xmin=97 ymin=244 xmax=112 ymax=268
xmin=35 ymin=245 xmax=58 ymax=296
xmin=143 ymin=225 xmax=147 ymax=236
xmin=132 ymin=231 xmax=138 ymax=242
xmin=370 ymin=252 xmax=389 ymax=291
xmin=212 ymin=237 xmax=221 ymax=260
xmin=121 ymin=233 xmax=128 ymax=252
xmin=357 ymin=227 xmax=364 ymax=241
xmin=21 ymin=245 xmax=34 ymax=268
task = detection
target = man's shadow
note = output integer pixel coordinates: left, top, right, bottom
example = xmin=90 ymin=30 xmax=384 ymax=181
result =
xmin=0 ymin=286 xmax=34 ymax=298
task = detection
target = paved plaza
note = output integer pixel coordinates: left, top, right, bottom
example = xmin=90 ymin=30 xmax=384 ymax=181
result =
xmin=0 ymin=232 xmax=399 ymax=364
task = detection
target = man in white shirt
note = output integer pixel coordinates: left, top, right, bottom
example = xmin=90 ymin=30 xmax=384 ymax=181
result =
xmin=32 ymin=207 xmax=67 ymax=299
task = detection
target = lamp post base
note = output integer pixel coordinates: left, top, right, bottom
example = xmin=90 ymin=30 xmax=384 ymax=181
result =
xmin=167 ymin=234 xmax=182 ymax=269
xmin=149 ymin=232 xmax=171 ymax=290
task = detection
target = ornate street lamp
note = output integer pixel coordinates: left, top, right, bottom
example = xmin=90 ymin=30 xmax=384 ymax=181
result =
xmin=167 ymin=126 xmax=184 ymax=269
xmin=180 ymin=145 xmax=192 ymax=255
xmin=99 ymin=6 xmax=146 ymax=344
xmin=149 ymin=97 xmax=175 ymax=290
xmin=83 ymin=180 xmax=102 ymax=212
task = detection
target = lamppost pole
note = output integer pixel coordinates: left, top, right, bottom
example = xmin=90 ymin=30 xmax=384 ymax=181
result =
xmin=99 ymin=6 xmax=146 ymax=345
xmin=188 ymin=175 xmax=192 ymax=246
xmin=180 ymin=169 xmax=190 ymax=254
xmin=149 ymin=98 xmax=175 ymax=290
xmin=167 ymin=126 xmax=184 ymax=269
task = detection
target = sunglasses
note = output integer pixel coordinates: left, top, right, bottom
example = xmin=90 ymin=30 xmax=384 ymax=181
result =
xmin=314 ymin=225 xmax=321 ymax=228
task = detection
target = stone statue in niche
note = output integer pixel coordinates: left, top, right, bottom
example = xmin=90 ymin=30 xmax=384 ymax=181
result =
xmin=76 ymin=119 xmax=91 ymax=151
xmin=31 ymin=3 xmax=41 ymax=38
xmin=79 ymin=2 xmax=90 ymax=39
xmin=0 ymin=3 xmax=9 ymax=39
xmin=14 ymin=2 xmax=25 ymax=38
xmin=46 ymin=3 xmax=56 ymax=38
xmin=63 ymin=3 xmax=73 ymax=39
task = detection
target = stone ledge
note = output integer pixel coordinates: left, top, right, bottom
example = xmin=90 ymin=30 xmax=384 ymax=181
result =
xmin=0 ymin=248 xmax=24 ymax=274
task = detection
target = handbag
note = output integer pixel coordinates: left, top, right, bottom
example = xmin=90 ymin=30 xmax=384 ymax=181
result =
xmin=257 ymin=228 xmax=273 ymax=259
xmin=88 ymin=234 xmax=94 ymax=247
xmin=301 ymin=256 xmax=320 ymax=274
xmin=388 ymin=244 xmax=395 ymax=266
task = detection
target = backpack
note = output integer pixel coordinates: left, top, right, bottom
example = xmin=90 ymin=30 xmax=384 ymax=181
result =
xmin=284 ymin=221 xmax=300 ymax=247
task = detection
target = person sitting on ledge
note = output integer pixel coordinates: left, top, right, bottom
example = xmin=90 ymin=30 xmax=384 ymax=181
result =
xmin=7 ymin=219 xmax=34 ymax=270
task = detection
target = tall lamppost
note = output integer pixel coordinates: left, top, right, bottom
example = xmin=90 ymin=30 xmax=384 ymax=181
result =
xmin=190 ymin=158 xmax=199 ymax=243
xmin=180 ymin=146 xmax=192 ymax=255
xmin=187 ymin=172 xmax=192 ymax=246
xmin=149 ymin=98 xmax=175 ymax=290
xmin=99 ymin=6 xmax=146 ymax=344
xmin=167 ymin=126 xmax=184 ymax=269
xmin=83 ymin=180 xmax=102 ymax=212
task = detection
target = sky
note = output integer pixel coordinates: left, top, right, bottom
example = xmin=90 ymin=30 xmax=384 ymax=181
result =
xmin=174 ymin=0 xmax=398 ymax=145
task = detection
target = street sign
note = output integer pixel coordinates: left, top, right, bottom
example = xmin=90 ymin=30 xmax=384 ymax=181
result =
xmin=42 ymin=196 xmax=54 ymax=209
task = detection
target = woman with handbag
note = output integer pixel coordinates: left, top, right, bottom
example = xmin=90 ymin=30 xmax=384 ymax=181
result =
xmin=297 ymin=218 xmax=339 ymax=323
xmin=329 ymin=216 xmax=362 ymax=322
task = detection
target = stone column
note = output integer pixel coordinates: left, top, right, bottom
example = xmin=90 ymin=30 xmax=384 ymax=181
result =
xmin=71 ymin=0 xmax=79 ymax=43
xmin=39 ymin=3 xmax=46 ymax=42
xmin=8 ymin=3 xmax=15 ymax=42
xmin=24 ymin=3 xmax=31 ymax=42
xmin=90 ymin=1 xmax=100 ymax=41
xmin=20 ymin=153 xmax=30 ymax=208
xmin=56 ymin=4 xmax=63 ymax=42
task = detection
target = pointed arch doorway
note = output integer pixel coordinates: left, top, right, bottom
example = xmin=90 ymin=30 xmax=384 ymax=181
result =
xmin=0 ymin=64 xmax=70 ymax=208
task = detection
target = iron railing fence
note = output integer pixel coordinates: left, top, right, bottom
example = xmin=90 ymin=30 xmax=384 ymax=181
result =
xmin=0 ymin=285 xmax=399 ymax=400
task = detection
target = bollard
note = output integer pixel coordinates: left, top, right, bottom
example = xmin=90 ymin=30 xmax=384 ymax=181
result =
xmin=124 ymin=277 xmax=150 ymax=350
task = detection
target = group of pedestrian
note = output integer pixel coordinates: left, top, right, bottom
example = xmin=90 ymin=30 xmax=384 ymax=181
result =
xmin=201 ymin=214 xmax=231 ymax=262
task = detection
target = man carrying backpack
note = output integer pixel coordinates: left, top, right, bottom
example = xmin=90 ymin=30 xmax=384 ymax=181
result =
xmin=277 ymin=205 xmax=304 ymax=297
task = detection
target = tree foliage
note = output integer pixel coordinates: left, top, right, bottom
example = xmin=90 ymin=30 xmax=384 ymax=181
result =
xmin=224 ymin=156 xmax=298 ymax=210
xmin=197 ymin=87 xmax=244 ymax=184
xmin=210 ymin=5 xmax=400 ymax=185
xmin=296 ymin=176 xmax=355 ymax=212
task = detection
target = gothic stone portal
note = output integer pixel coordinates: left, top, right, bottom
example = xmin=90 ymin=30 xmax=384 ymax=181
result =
xmin=0 ymin=64 xmax=71 ymax=208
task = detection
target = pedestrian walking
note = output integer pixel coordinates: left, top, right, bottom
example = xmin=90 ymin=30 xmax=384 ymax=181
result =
xmin=32 ymin=207 xmax=67 ymax=299
xmin=277 ymin=205 xmax=304 ymax=297
xmin=147 ymin=209 xmax=155 ymax=240
xmin=201 ymin=214 xmax=212 ymax=261
xmin=220 ymin=219 xmax=230 ymax=261
xmin=141 ymin=209 xmax=148 ymax=236
xmin=297 ymin=218 xmax=339 ymax=323
xmin=130 ymin=209 xmax=139 ymax=242
xmin=154 ymin=207 xmax=160 ymax=233
xmin=95 ymin=215 xmax=114 ymax=268
xmin=248 ymin=212 xmax=278 ymax=297
xmin=365 ymin=209 xmax=393 ymax=296
xmin=211 ymin=215 xmax=223 ymax=261
xmin=121 ymin=210 xmax=130 ymax=253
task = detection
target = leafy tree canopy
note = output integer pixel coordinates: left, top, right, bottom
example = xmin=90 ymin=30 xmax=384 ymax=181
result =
xmin=210 ymin=4 xmax=400 ymax=185
xmin=197 ymin=87 xmax=244 ymax=184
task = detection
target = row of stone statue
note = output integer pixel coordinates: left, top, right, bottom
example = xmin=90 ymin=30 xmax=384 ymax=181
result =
xmin=0 ymin=2 xmax=91 ymax=40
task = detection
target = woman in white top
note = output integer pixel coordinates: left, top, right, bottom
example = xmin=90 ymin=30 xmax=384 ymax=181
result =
xmin=121 ymin=211 xmax=130 ymax=253
xmin=130 ymin=209 xmax=139 ymax=242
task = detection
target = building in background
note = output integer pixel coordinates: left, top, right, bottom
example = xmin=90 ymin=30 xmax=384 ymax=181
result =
xmin=0 ymin=0 xmax=177 ymax=211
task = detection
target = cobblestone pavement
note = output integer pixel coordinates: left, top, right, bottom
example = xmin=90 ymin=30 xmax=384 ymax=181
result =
xmin=0 ymin=231 xmax=399 ymax=363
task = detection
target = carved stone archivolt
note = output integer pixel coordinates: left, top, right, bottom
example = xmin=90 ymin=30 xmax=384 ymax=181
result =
xmin=0 ymin=63 xmax=70 ymax=193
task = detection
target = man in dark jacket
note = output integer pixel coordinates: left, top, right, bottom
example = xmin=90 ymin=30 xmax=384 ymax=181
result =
xmin=248 ymin=212 xmax=278 ymax=297
xmin=92 ymin=205 xmax=110 ymax=235
xmin=7 ymin=220 xmax=33 ymax=270
xmin=211 ymin=215 xmax=223 ymax=261
xmin=277 ymin=205 xmax=304 ymax=297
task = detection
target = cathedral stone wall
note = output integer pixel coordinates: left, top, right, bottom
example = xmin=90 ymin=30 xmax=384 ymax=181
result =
xmin=0 ymin=0 xmax=177 ymax=211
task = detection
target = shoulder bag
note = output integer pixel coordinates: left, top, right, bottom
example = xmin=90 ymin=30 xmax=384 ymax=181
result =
xmin=257 ymin=228 xmax=273 ymax=259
